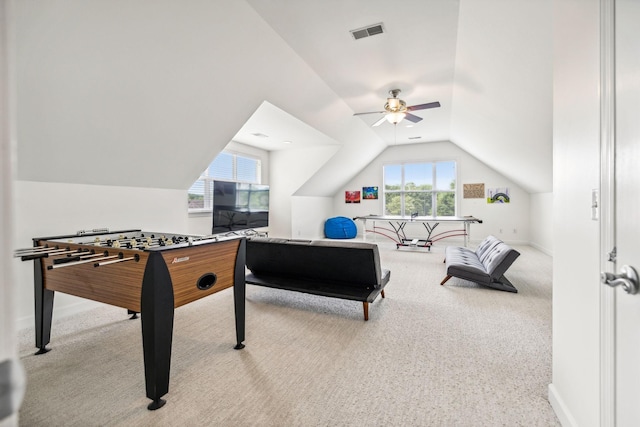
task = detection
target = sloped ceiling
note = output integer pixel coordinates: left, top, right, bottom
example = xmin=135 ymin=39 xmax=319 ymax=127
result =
xmin=451 ymin=0 xmax=553 ymax=193
xmin=14 ymin=0 xmax=552 ymax=195
xmin=14 ymin=1 xmax=383 ymax=192
xmin=246 ymin=0 xmax=552 ymax=193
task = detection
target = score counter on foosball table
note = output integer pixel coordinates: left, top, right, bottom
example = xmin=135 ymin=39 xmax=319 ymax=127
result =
xmin=15 ymin=228 xmax=246 ymax=410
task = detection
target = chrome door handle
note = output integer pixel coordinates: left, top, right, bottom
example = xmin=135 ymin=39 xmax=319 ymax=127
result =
xmin=601 ymin=265 xmax=639 ymax=294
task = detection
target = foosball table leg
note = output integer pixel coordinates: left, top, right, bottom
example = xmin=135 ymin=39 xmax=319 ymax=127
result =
xmin=147 ymin=398 xmax=166 ymax=411
xmin=233 ymin=238 xmax=246 ymax=350
xmin=34 ymin=257 xmax=54 ymax=355
xmin=141 ymin=252 xmax=175 ymax=410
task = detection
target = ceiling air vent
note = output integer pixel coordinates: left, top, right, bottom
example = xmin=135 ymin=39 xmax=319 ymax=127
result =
xmin=350 ymin=23 xmax=384 ymax=40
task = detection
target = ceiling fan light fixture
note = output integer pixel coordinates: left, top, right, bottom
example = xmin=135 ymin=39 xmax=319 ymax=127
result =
xmin=353 ymin=88 xmax=440 ymax=127
xmin=386 ymin=112 xmax=406 ymax=124
xmin=387 ymin=98 xmax=401 ymax=110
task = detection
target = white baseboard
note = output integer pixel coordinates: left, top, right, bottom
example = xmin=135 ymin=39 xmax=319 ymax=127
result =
xmin=548 ymin=383 xmax=578 ymax=427
xmin=530 ymin=241 xmax=553 ymax=256
xmin=17 ymin=300 xmax=103 ymax=331
xmin=469 ymin=238 xmax=529 ymax=246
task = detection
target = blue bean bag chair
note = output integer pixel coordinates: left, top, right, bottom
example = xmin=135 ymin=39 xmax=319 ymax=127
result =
xmin=324 ymin=216 xmax=357 ymax=239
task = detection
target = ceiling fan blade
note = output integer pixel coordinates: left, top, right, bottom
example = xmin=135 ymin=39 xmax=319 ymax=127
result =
xmin=354 ymin=111 xmax=386 ymax=116
xmin=372 ymin=116 xmax=387 ymax=127
xmin=404 ymin=113 xmax=423 ymax=123
xmin=406 ymin=101 xmax=441 ymax=111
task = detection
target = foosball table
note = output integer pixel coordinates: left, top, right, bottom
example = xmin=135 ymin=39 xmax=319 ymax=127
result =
xmin=15 ymin=228 xmax=246 ymax=410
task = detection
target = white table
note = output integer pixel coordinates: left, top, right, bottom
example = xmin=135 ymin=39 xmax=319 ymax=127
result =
xmin=354 ymin=215 xmax=483 ymax=249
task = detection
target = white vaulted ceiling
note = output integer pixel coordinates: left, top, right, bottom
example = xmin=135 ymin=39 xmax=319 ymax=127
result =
xmin=14 ymin=0 xmax=552 ymax=195
xmin=244 ymin=0 xmax=552 ymax=193
xmin=246 ymin=0 xmax=459 ymax=146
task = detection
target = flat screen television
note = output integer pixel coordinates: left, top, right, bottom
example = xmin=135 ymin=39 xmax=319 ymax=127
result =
xmin=212 ymin=181 xmax=269 ymax=234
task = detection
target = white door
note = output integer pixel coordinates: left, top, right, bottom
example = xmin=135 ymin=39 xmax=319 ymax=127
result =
xmin=606 ymin=0 xmax=640 ymax=424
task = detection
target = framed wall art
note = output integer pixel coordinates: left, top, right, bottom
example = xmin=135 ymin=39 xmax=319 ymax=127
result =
xmin=487 ymin=187 xmax=510 ymax=203
xmin=362 ymin=186 xmax=379 ymax=200
xmin=345 ymin=191 xmax=361 ymax=203
xmin=463 ymin=183 xmax=485 ymax=199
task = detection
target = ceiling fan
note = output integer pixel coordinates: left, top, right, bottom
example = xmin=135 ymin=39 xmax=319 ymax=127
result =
xmin=354 ymin=89 xmax=440 ymax=127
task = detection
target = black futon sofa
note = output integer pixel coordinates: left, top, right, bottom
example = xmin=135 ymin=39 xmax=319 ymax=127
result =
xmin=245 ymin=237 xmax=390 ymax=320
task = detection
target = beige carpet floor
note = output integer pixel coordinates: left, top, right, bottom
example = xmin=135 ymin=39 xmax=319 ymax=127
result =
xmin=17 ymin=241 xmax=560 ymax=426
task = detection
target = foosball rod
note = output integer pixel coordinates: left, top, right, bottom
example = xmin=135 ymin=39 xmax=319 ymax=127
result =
xmin=14 ymin=246 xmax=65 ymax=257
xmin=89 ymin=237 xmax=166 ymax=247
xmin=94 ymin=254 xmax=140 ymax=267
xmin=89 ymin=241 xmax=164 ymax=250
xmin=15 ymin=247 xmax=79 ymax=261
xmin=14 ymin=245 xmax=49 ymax=254
xmin=46 ymin=249 xmax=89 ymax=257
xmin=78 ymin=252 xmax=108 ymax=259
xmin=51 ymin=251 xmax=107 ymax=265
xmin=47 ymin=254 xmax=119 ymax=270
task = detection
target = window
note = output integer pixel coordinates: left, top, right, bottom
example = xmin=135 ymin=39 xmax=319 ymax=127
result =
xmin=383 ymin=161 xmax=456 ymax=217
xmin=188 ymin=152 xmax=261 ymax=211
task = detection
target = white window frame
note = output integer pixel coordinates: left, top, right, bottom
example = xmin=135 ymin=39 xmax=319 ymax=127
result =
xmin=188 ymin=151 xmax=262 ymax=213
xmin=383 ymin=160 xmax=457 ymax=217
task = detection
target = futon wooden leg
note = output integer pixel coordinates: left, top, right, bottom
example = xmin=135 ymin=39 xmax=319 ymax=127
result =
xmin=363 ymin=302 xmax=369 ymax=321
xmin=381 ymin=290 xmax=385 ymax=298
xmin=440 ymin=275 xmax=452 ymax=285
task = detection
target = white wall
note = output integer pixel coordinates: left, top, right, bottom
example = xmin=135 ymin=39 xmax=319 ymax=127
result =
xmin=452 ymin=0 xmax=553 ymax=194
xmin=0 ymin=0 xmax=13 ymax=361
xmin=548 ymin=0 xmax=601 ymax=425
xmin=13 ymin=181 xmax=188 ymax=329
xmin=333 ymin=141 xmax=530 ymax=245
xmin=291 ymin=196 xmax=334 ymax=239
xmin=187 ymin=212 xmax=215 ymax=236
xmin=269 ymin=146 xmax=340 ymax=238
xmin=529 ymin=192 xmax=553 ymax=255
xmin=1 ymin=0 xmax=22 ymax=424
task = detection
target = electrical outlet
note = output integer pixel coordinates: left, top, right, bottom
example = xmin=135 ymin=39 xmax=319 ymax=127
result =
xmin=513 ymin=229 xmax=517 ymax=234
xmin=499 ymin=228 xmax=503 ymax=234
